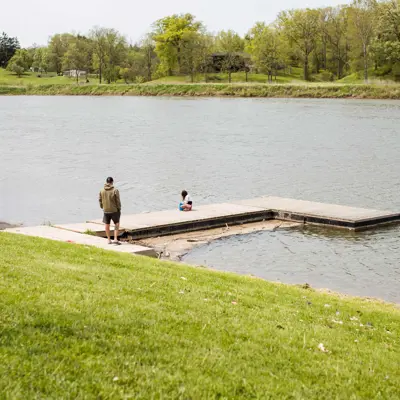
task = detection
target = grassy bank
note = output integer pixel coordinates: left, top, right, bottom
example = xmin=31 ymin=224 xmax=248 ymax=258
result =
xmin=1 ymin=82 xmax=400 ymax=99
xmin=2 ymin=67 xmax=399 ymax=99
xmin=0 ymin=232 xmax=399 ymax=398
xmin=0 ymin=67 xmax=303 ymax=86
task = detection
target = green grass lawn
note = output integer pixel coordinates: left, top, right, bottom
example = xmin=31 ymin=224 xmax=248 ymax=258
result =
xmin=0 ymin=68 xmax=84 ymax=86
xmin=0 ymin=232 xmax=399 ymax=399
xmin=338 ymin=68 xmax=399 ymax=84
xmin=150 ymin=68 xmax=303 ymax=85
xmin=2 ymin=66 xmax=398 ymax=89
xmin=0 ymin=67 xmax=304 ymax=86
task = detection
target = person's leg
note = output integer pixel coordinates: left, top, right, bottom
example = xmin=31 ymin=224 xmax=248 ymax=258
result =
xmin=112 ymin=212 xmax=121 ymax=244
xmin=114 ymin=223 xmax=120 ymax=242
xmin=105 ymin=224 xmax=111 ymax=243
xmin=182 ymin=204 xmax=192 ymax=211
xmin=103 ymin=213 xmax=112 ymax=244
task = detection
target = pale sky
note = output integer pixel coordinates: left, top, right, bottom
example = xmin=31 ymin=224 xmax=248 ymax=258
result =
xmin=3 ymin=0 xmax=349 ymax=47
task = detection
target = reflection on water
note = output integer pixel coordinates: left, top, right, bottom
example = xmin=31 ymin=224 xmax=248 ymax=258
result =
xmin=184 ymin=224 xmax=400 ymax=303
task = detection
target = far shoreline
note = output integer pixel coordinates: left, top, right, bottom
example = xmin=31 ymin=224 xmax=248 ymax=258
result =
xmin=1 ymin=82 xmax=400 ymax=99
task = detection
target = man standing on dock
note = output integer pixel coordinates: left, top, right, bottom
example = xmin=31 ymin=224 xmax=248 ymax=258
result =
xmin=99 ymin=177 xmax=121 ymax=245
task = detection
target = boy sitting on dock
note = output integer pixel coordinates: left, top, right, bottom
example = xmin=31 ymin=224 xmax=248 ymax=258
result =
xmin=180 ymin=190 xmax=193 ymax=211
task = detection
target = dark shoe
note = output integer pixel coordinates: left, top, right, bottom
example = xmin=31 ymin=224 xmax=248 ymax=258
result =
xmin=113 ymin=241 xmax=121 ymax=246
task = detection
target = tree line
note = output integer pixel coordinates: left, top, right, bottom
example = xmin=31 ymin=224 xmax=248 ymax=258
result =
xmin=1 ymin=0 xmax=399 ymax=83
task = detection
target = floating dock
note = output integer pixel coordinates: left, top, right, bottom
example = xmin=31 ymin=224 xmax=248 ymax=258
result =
xmin=62 ymin=196 xmax=400 ymax=240
xmin=4 ymin=197 xmax=399 ymax=254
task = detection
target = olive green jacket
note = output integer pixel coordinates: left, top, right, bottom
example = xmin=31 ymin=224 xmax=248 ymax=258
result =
xmin=99 ymin=184 xmax=121 ymax=213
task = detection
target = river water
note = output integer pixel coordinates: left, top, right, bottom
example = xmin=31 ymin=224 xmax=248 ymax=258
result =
xmin=1 ymin=97 xmax=399 ymax=301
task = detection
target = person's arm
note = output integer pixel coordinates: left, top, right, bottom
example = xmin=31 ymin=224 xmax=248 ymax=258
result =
xmin=115 ymin=189 xmax=121 ymax=212
xmin=99 ymin=191 xmax=103 ymax=209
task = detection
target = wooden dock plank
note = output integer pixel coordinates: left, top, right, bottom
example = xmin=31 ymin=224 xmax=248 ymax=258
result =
xmin=88 ymin=203 xmax=267 ymax=230
xmin=235 ymin=197 xmax=397 ymax=221
xmin=234 ymin=197 xmax=400 ymax=229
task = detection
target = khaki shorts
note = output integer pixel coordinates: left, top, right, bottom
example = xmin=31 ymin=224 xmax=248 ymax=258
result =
xmin=103 ymin=212 xmax=121 ymax=225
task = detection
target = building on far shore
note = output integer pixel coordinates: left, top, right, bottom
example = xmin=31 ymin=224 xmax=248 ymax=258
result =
xmin=63 ymin=70 xmax=87 ymax=78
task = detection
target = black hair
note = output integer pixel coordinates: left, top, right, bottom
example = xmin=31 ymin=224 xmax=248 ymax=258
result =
xmin=106 ymin=177 xmax=114 ymax=184
xmin=181 ymin=190 xmax=188 ymax=199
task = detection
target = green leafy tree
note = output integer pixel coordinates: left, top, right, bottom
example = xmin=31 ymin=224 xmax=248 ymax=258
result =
xmin=321 ymin=6 xmax=349 ymax=79
xmin=153 ymin=13 xmax=203 ymax=76
xmin=180 ymin=31 xmax=210 ymax=82
xmin=197 ymin=34 xmax=214 ymax=82
xmin=120 ymin=67 xmax=132 ymax=83
xmin=371 ymin=0 xmax=400 ymax=79
xmin=63 ymin=36 xmax=91 ymax=83
xmin=120 ymin=47 xmax=147 ymax=83
xmin=103 ymin=65 xmax=120 ymax=83
xmin=11 ymin=63 xmax=24 ymax=77
xmin=103 ymin=30 xmax=126 ymax=83
xmin=140 ymin=34 xmax=158 ymax=81
xmin=215 ymin=30 xmax=245 ymax=83
xmin=371 ymin=39 xmax=400 ymax=80
xmin=0 ymin=32 xmax=20 ymax=68
xmin=32 ymin=47 xmax=50 ymax=74
xmin=48 ymin=34 xmax=73 ymax=74
xmin=90 ymin=27 xmax=106 ymax=83
xmin=375 ymin=0 xmax=400 ymax=42
xmin=7 ymin=49 xmax=32 ymax=75
xmin=247 ymin=23 xmax=287 ymax=82
xmin=89 ymin=28 xmax=126 ymax=84
xmin=278 ymin=9 xmax=320 ymax=81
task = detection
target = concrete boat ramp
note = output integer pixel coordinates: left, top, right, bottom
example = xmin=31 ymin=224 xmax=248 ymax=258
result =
xmin=4 ymin=225 xmax=158 ymax=257
xmin=4 ymin=196 xmax=400 ymax=257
